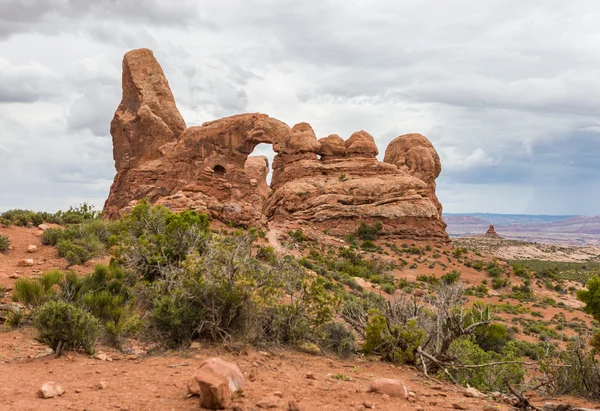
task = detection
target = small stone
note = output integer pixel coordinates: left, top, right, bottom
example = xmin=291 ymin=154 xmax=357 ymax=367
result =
xmin=273 ymin=391 xmax=284 ymax=398
xmin=17 ymin=259 xmax=34 ymax=267
xmin=256 ymin=395 xmax=281 ymax=409
xmin=465 ymin=387 xmax=486 ymax=399
xmin=75 ymin=389 xmax=81 ymax=394
xmin=490 ymin=392 xmax=502 ymax=400
xmin=98 ymin=381 xmax=107 ymax=390
xmin=543 ymin=403 xmax=556 ymax=411
xmin=363 ymin=401 xmax=374 ymax=409
xmin=288 ymin=400 xmax=301 ymax=411
xmin=94 ymin=352 xmax=112 ymax=362
xmin=9 ymin=274 xmax=18 ymax=279
xmin=38 ymin=224 xmax=49 ymax=231
xmin=38 ymin=382 xmax=65 ymax=399
xmin=27 ymin=245 xmax=37 ymax=253
xmin=305 ymin=372 xmax=318 ymax=380
xmin=452 ymin=404 xmax=467 ymax=410
xmin=368 ymin=378 xmax=408 ymax=399
xmin=190 ymin=341 xmax=201 ymax=350
xmin=248 ymin=370 xmax=257 ymax=382
xmin=483 ymin=405 xmax=499 ymax=411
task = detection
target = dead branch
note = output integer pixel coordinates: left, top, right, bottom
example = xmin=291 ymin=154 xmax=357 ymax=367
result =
xmin=504 ymin=377 xmax=542 ymax=411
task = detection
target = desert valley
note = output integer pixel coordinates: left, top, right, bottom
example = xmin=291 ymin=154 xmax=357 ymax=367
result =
xmin=1 ymin=47 xmax=600 ymax=411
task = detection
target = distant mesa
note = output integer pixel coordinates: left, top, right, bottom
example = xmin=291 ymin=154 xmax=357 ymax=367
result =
xmin=103 ymin=48 xmax=449 ymax=242
xmin=485 ymin=224 xmax=501 ymax=238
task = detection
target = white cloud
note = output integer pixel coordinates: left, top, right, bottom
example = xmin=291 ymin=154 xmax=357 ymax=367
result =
xmin=2 ymin=0 xmax=600 ymax=214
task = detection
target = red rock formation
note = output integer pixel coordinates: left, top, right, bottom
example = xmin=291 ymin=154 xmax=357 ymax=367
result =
xmin=104 ymin=49 xmax=449 ymax=242
xmin=485 ymin=224 xmax=500 ymax=237
xmin=384 ymin=133 xmax=443 ymax=215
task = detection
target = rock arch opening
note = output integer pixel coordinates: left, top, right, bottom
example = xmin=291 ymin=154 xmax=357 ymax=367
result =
xmin=246 ymin=143 xmax=275 ymax=187
xmin=213 ymin=164 xmax=226 ymax=178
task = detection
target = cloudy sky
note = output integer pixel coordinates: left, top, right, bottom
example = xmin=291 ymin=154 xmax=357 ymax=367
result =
xmin=2 ymin=0 xmax=600 ymax=215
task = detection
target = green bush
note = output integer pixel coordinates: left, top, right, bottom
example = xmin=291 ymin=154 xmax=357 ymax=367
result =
xmin=12 ymin=270 xmax=63 ymax=310
xmin=474 ymin=323 xmax=511 ymax=353
xmin=40 ymin=227 xmax=64 ymax=245
xmin=317 ymin=322 xmax=356 ymax=358
xmin=13 ymin=279 xmax=46 ymax=310
xmin=441 ymin=270 xmax=461 ymax=284
xmin=448 ymin=337 xmax=524 ymax=392
xmin=257 ymin=246 xmax=277 ymax=263
xmin=360 ymin=240 xmax=377 ymax=251
xmin=363 ymin=310 xmax=425 ymax=364
xmin=355 ymin=222 xmax=383 ymax=241
xmin=578 ymin=276 xmax=600 ymax=321
xmin=35 ymin=300 xmax=102 ymax=356
xmin=491 ymin=277 xmax=510 ymax=289
xmin=57 ymin=239 xmax=92 ymax=266
xmin=113 ymin=202 xmax=210 ymax=281
xmin=0 ymin=234 xmax=9 ymax=251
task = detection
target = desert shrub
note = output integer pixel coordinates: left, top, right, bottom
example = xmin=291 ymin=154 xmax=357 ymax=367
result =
xmin=287 ymin=229 xmax=306 ymax=243
xmin=149 ymin=292 xmax=200 ymax=347
xmin=474 ymin=323 xmax=511 ymax=353
xmin=453 ymin=248 xmax=466 ymax=258
xmin=34 ymin=300 xmax=102 ymax=356
xmin=491 ymin=277 xmax=510 ymax=289
xmin=12 ymin=270 xmax=63 ymax=310
xmin=360 ymin=240 xmax=377 ymax=251
xmin=144 ymin=230 xmax=338 ymax=348
xmin=0 ymin=209 xmax=39 ymax=226
xmin=541 ymin=338 xmax=600 ymax=399
xmin=13 ymin=279 xmax=46 ymax=310
xmin=75 ymin=265 xmax=139 ymax=345
xmin=13 ymin=265 xmax=137 ymax=346
xmin=511 ymin=263 xmax=530 ymax=278
xmin=113 ymin=202 xmax=210 ymax=281
xmin=417 ymin=274 xmax=439 ymax=285
xmin=363 ymin=310 xmax=425 ymax=364
xmin=381 ymin=283 xmax=396 ymax=295
xmin=40 ymin=227 xmax=64 ymax=245
xmin=355 ymin=222 xmax=383 ymax=241
xmin=317 ymin=321 xmax=356 ymax=358
xmin=0 ymin=234 xmax=9 ymax=251
xmin=486 ymin=261 xmax=503 ymax=277
xmin=257 ymin=246 xmax=277 ymax=263
xmin=441 ymin=270 xmax=461 ymax=284
xmin=510 ymin=280 xmax=534 ymax=301
xmin=57 ymin=239 xmax=92 ymax=266
xmin=577 ymin=276 xmax=600 ymax=321
xmin=448 ymin=337 xmax=524 ymax=392
xmin=54 ymin=202 xmax=100 ymax=224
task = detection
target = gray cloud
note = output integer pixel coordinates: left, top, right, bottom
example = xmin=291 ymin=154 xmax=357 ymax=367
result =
xmin=2 ymin=0 xmax=600 ymax=215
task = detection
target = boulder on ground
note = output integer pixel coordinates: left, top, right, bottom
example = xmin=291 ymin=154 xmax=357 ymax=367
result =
xmin=27 ymin=245 xmax=37 ymax=253
xmin=188 ymin=357 xmax=245 ymax=409
xmin=368 ymin=378 xmax=408 ymax=399
xmin=38 ymin=381 xmax=65 ymax=399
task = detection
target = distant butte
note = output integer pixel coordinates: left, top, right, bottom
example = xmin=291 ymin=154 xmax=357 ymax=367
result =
xmin=103 ymin=48 xmax=449 ymax=242
xmin=485 ymin=224 xmax=501 ymax=238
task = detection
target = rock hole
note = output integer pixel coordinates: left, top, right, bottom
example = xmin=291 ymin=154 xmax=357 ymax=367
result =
xmin=213 ymin=164 xmax=226 ymax=178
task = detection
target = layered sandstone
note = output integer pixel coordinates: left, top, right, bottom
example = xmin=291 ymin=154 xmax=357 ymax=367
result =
xmin=104 ymin=49 xmax=449 ymax=242
xmin=485 ymin=224 xmax=500 ymax=238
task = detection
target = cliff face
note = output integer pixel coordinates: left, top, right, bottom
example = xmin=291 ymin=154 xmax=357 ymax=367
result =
xmin=104 ymin=49 xmax=449 ymax=242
